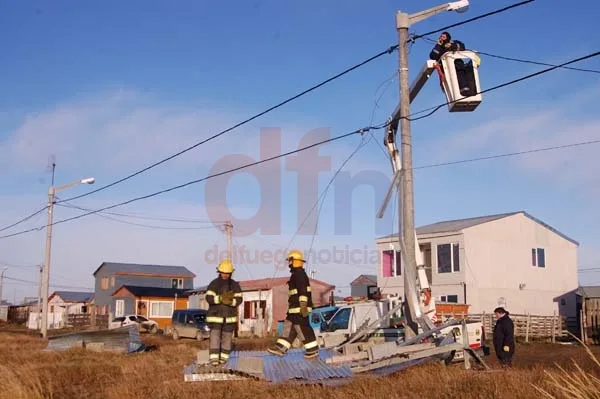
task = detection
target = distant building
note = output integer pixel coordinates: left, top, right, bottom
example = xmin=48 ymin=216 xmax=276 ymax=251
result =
xmin=48 ymin=290 xmax=94 ymax=315
xmin=92 ymin=262 xmax=196 ymax=316
xmin=236 ymin=277 xmax=336 ymax=336
xmin=112 ymin=285 xmax=190 ymax=330
xmin=350 ymin=274 xmax=378 ymax=298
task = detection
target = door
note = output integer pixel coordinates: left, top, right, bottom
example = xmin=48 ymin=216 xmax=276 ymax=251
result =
xmin=136 ymin=300 xmax=149 ymax=318
xmin=115 ymin=300 xmax=125 ymax=318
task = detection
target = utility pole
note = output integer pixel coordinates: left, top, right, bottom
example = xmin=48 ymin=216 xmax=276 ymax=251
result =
xmin=40 ymin=174 xmax=96 ymax=339
xmin=37 ymin=264 xmax=43 ymax=330
xmin=0 ymin=267 xmax=8 ymax=305
xmin=224 ymin=220 xmax=233 ymax=262
xmin=396 ymin=11 xmax=420 ymax=338
xmin=386 ymin=1 xmax=471 ymax=337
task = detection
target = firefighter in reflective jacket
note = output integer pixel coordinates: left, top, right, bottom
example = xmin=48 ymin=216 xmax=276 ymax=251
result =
xmin=267 ymin=250 xmax=319 ymax=359
xmin=205 ymin=259 xmax=243 ymax=366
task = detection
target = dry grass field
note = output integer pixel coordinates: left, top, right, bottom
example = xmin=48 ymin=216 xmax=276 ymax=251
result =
xmin=0 ymin=327 xmax=598 ymax=399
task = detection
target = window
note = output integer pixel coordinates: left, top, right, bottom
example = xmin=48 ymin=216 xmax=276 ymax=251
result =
xmin=243 ymin=300 xmax=266 ymax=319
xmin=172 ymin=278 xmax=184 ymax=289
xmin=328 ymin=308 xmax=351 ymax=331
xmin=115 ymin=300 xmax=125 ymax=317
xmin=440 ymin=295 xmax=458 ymax=303
xmin=382 ymin=250 xmax=401 ymax=277
xmin=110 ymin=276 xmax=115 ymax=288
xmin=382 ymin=250 xmax=393 ymax=277
xmin=150 ymin=301 xmax=174 ymax=318
xmin=101 ymin=277 xmax=109 ymax=290
xmin=532 ymin=248 xmax=545 ymax=268
xmin=437 ymin=243 xmax=460 ymax=273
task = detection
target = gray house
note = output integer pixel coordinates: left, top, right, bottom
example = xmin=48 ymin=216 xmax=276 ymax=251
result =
xmin=350 ymin=274 xmax=378 ymax=298
xmin=92 ymin=262 xmax=196 ymax=316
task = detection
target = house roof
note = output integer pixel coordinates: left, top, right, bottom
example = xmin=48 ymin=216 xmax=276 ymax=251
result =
xmin=239 ymin=277 xmax=335 ymax=291
xmin=114 ymin=285 xmax=192 ymax=298
xmin=350 ymin=274 xmax=377 ymax=285
xmin=377 ymin=211 xmax=579 ymax=245
xmin=577 ymin=285 xmax=600 ymax=298
xmin=50 ymin=291 xmax=94 ymax=303
xmin=92 ymin=262 xmax=196 ymax=278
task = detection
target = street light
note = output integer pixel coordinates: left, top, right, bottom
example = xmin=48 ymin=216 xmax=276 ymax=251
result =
xmin=393 ymin=1 xmax=470 ymax=337
xmin=40 ymin=176 xmax=95 ymax=338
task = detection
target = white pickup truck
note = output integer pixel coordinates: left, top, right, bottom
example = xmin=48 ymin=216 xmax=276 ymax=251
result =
xmin=315 ymin=300 xmax=486 ymax=361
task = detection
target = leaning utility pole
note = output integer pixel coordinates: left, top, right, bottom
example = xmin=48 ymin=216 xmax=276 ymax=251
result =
xmin=224 ymin=220 xmax=233 ymax=262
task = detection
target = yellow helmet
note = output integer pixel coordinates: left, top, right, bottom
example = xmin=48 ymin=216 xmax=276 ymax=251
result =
xmin=217 ymin=259 xmax=234 ymax=274
xmin=287 ymin=250 xmax=305 ymax=268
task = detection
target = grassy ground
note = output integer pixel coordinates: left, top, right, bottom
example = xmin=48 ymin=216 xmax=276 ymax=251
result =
xmin=0 ymin=327 xmax=598 ymax=399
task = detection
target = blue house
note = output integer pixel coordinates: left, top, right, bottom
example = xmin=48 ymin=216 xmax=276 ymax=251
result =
xmin=92 ymin=262 xmax=196 ymax=316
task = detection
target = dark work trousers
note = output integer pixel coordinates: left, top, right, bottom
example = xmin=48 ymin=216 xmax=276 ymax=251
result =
xmin=209 ymin=323 xmax=234 ymax=365
xmin=276 ymin=319 xmax=319 ymax=356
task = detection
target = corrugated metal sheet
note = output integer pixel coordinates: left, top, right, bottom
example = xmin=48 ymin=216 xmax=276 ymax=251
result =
xmin=185 ymin=348 xmax=354 ymax=384
xmin=45 ymin=326 xmax=146 ymax=353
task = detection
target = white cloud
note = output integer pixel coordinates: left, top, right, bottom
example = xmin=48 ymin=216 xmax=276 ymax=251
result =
xmin=0 ymin=91 xmax=386 ymax=302
xmin=427 ymin=84 xmax=600 ymax=194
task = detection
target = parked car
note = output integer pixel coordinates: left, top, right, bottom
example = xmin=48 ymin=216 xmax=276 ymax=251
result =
xmin=165 ymin=309 xmax=210 ymax=341
xmin=109 ymin=314 xmax=159 ymax=334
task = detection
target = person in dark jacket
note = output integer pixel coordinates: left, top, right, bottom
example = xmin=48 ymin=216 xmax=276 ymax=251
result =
xmin=429 ymin=31 xmax=475 ymax=97
xmin=267 ymin=250 xmax=319 ymax=359
xmin=493 ymin=307 xmax=515 ymax=368
xmin=205 ymin=259 xmax=243 ymax=366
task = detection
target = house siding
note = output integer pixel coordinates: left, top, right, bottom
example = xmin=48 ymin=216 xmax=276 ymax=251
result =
xmin=375 ymin=212 xmax=578 ymax=318
xmin=464 ymin=213 xmax=578 ymax=316
xmin=94 ymin=267 xmax=194 ymax=315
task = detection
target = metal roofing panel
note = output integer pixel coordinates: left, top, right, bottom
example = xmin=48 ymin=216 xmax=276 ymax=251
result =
xmin=93 ymin=262 xmax=195 ymax=277
xmin=45 ymin=326 xmax=146 ymax=353
xmin=52 ymin=291 xmax=94 ymax=303
xmin=185 ymin=348 xmax=354 ymax=384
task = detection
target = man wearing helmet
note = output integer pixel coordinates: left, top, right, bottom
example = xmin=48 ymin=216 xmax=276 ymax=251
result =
xmin=205 ymin=259 xmax=243 ymax=366
xmin=267 ymin=250 xmax=319 ymax=359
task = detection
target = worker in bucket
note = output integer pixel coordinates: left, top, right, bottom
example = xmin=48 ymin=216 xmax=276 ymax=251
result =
xmin=205 ymin=259 xmax=243 ymax=366
xmin=493 ymin=307 xmax=515 ymax=368
xmin=429 ymin=31 xmax=475 ymax=97
xmin=267 ymin=250 xmax=319 ymax=359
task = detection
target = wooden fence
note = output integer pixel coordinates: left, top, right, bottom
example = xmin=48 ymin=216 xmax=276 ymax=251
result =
xmin=67 ymin=314 xmax=109 ymax=328
xmin=469 ymin=312 xmax=565 ymax=342
xmin=433 ymin=311 xmax=566 ymax=341
xmin=581 ymin=298 xmax=600 ymax=345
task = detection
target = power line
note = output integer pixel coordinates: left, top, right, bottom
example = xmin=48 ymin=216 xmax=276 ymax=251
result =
xmin=3 ymin=275 xmax=93 ymax=291
xmin=55 ymin=203 xmax=222 ymax=231
xmin=420 ymin=37 xmax=600 ymax=75
xmin=0 ymin=206 xmax=47 ymax=233
xmin=0 ymin=125 xmax=383 ymax=240
xmin=53 ymin=0 xmax=532 ymax=206
xmin=414 ymin=139 xmax=600 ymax=170
xmin=406 ymin=50 xmax=600 ymax=121
xmin=54 ymin=49 xmax=397 ymax=206
xmin=410 ymin=0 xmax=535 ymax=41
xmin=2 ymin=0 xmax=533 ymax=230
xmin=55 ymin=201 xmax=225 ymax=224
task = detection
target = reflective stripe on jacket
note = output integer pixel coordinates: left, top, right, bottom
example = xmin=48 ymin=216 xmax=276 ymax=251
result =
xmin=287 ymin=268 xmax=314 ymax=316
xmin=205 ymin=276 xmax=243 ymax=324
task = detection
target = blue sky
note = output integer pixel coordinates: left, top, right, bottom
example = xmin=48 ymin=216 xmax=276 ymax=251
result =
xmin=1 ymin=0 xmax=599 ymax=302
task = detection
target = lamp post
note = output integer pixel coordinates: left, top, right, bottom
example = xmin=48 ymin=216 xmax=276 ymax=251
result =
xmin=393 ymin=1 xmax=470 ymax=336
xmin=40 ymin=177 xmax=95 ymax=338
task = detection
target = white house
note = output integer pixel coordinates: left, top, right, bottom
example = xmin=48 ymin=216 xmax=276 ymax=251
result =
xmin=48 ymin=291 xmax=94 ymax=315
xmin=375 ymin=211 xmax=579 ymax=318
